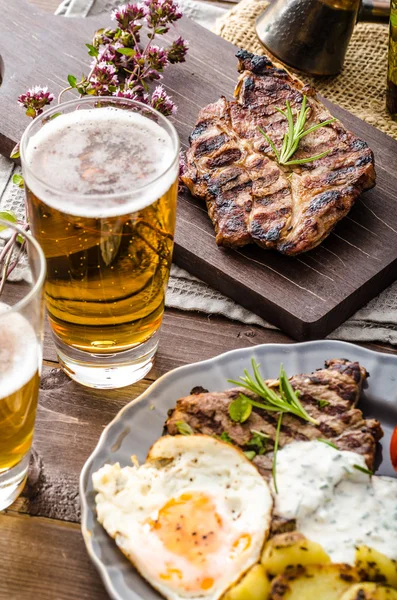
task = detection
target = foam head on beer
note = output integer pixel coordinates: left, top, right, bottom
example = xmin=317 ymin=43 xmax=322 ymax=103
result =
xmin=24 ymin=107 xmax=177 ymax=217
xmin=0 ymin=302 xmax=39 ymax=400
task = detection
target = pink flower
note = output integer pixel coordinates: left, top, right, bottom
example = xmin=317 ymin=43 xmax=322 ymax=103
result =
xmin=147 ymin=45 xmax=169 ymax=72
xmin=90 ymin=61 xmax=119 ymax=93
xmin=167 ymin=37 xmax=189 ymax=64
xmin=150 ymin=85 xmax=176 ymax=116
xmin=18 ymin=86 xmax=54 ymax=118
xmin=97 ymin=41 xmax=123 ymax=63
xmin=145 ymin=0 xmax=182 ymax=33
xmin=113 ymin=85 xmax=149 ymax=103
xmin=111 ymin=3 xmax=146 ymax=29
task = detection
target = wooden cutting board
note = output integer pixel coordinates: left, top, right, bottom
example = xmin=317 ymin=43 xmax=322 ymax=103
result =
xmin=1 ymin=0 xmax=397 ymax=340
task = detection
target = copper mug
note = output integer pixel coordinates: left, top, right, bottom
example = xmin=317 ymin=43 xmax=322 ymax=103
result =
xmin=256 ymin=0 xmax=390 ymax=76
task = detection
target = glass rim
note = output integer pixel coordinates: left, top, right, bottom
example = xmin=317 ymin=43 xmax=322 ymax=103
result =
xmin=19 ymin=96 xmax=180 ymax=202
xmin=0 ymin=218 xmax=46 ymax=314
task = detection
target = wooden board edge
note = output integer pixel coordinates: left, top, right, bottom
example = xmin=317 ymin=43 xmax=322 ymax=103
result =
xmin=173 ymin=244 xmax=397 ymax=340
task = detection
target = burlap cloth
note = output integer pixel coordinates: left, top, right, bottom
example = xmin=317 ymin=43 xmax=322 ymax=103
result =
xmin=216 ymin=0 xmax=397 ymax=140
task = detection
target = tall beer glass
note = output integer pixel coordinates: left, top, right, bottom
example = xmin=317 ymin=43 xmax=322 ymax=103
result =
xmin=0 ymin=219 xmax=45 ymax=509
xmin=20 ymin=97 xmax=179 ymax=389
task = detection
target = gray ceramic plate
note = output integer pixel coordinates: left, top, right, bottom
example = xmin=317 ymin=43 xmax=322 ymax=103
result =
xmin=80 ymin=340 xmax=397 ymax=600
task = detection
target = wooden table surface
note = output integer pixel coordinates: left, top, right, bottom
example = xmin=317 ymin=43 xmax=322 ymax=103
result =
xmin=1 ymin=1 xmax=395 ymax=599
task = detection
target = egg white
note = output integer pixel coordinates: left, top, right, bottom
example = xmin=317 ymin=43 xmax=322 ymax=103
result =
xmin=93 ymin=434 xmax=273 ymax=600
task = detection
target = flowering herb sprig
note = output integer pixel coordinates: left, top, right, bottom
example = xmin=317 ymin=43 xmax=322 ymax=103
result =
xmin=0 ymin=210 xmax=28 ymax=297
xmin=17 ymin=86 xmax=55 ymax=119
xmin=16 ymin=0 xmax=188 ymax=129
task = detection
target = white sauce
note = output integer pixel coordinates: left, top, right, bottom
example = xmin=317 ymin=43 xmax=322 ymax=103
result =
xmin=273 ymin=440 xmax=397 ymax=564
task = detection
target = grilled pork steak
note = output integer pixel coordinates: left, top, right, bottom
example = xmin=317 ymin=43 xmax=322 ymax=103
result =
xmin=182 ymin=51 xmax=376 ymax=255
xmin=166 ymin=359 xmax=383 ymax=474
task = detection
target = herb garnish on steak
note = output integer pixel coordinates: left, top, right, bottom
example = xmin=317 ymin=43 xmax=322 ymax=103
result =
xmin=166 ymin=359 xmax=383 ymax=474
xmin=182 ymin=51 xmax=376 ymax=255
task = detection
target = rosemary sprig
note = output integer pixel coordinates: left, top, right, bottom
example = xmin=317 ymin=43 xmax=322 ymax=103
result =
xmin=272 ymin=413 xmax=283 ymax=494
xmin=353 ymin=464 xmax=374 ymax=476
xmin=228 ymin=360 xmax=318 ymax=426
xmin=258 ymin=95 xmax=336 ymax=166
xmin=228 ymin=360 xmax=319 ymax=493
xmin=317 ymin=438 xmax=338 ymax=450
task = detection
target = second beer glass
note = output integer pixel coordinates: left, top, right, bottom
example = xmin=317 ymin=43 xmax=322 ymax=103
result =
xmin=21 ymin=98 xmax=179 ymax=389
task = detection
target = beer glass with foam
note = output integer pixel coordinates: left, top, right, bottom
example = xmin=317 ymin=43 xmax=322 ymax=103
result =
xmin=0 ymin=219 xmax=45 ymax=509
xmin=20 ymin=98 xmax=179 ymax=389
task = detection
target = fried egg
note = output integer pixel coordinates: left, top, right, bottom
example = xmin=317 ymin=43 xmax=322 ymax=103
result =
xmin=93 ymin=435 xmax=273 ymax=600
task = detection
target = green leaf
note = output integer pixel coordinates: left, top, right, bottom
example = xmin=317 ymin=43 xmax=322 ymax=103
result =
xmin=116 ymin=47 xmax=136 ymax=56
xmin=17 ymin=234 xmax=24 ymax=244
xmin=250 ymin=429 xmax=270 ymax=439
xmin=247 ymin=430 xmax=268 ymax=455
xmin=0 ymin=210 xmax=17 ymax=223
xmin=279 ymin=364 xmax=318 ymax=425
xmin=229 ymin=394 xmax=252 ymax=423
xmin=317 ymin=438 xmax=338 ymax=450
xmin=86 ymin=43 xmax=98 ymax=57
xmin=299 ymin=118 xmax=336 ymax=140
xmin=10 ymin=144 xmax=20 ymax=159
xmin=258 ymin=126 xmax=280 ymax=163
xmin=49 ymin=112 xmax=62 ymax=120
xmin=175 ymin=421 xmax=193 ymax=436
xmin=284 ymin=150 xmax=331 ymax=166
xmin=258 ymin=96 xmax=336 ymax=167
xmin=26 ymin=107 xmax=36 ymax=118
xmin=243 ymin=450 xmax=256 ymax=461
xmin=12 ymin=174 xmax=24 ymax=188
xmin=67 ymin=74 xmax=77 ymax=88
xmin=0 ymin=210 xmax=18 ymax=232
xmin=353 ymin=464 xmax=373 ymax=476
xmin=272 ymin=413 xmax=283 ymax=494
xmin=317 ymin=399 xmax=330 ymax=409
xmin=220 ymin=431 xmax=232 ymax=444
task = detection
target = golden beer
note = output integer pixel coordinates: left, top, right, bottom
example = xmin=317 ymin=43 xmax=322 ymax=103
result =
xmin=22 ymin=100 xmax=179 ymax=386
xmin=0 ymin=309 xmax=40 ymax=471
xmin=26 ymin=182 xmax=177 ymax=353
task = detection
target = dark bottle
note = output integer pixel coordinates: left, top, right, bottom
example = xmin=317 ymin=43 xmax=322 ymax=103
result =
xmin=387 ymin=1 xmax=397 ymax=120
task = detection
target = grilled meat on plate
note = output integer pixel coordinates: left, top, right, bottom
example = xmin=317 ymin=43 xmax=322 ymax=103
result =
xmin=182 ymin=51 xmax=376 ymax=255
xmin=166 ymin=358 xmax=383 ymax=475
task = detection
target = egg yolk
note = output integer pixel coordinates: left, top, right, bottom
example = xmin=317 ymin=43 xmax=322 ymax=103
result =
xmin=151 ymin=492 xmax=222 ymax=566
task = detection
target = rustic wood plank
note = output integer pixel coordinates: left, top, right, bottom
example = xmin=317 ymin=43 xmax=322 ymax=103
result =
xmin=2 ymin=1 xmax=397 ymax=341
xmin=0 ymin=512 xmax=108 ymax=600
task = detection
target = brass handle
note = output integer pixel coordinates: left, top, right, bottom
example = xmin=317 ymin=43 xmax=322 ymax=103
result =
xmin=358 ymin=0 xmax=390 ymax=22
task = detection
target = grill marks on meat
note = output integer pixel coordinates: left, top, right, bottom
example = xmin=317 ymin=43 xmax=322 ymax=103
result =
xmin=166 ymin=358 xmax=383 ymax=472
xmin=182 ymin=51 xmax=376 ymax=255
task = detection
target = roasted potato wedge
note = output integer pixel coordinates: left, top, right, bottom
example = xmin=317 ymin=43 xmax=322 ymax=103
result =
xmin=261 ymin=532 xmax=330 ymax=577
xmin=269 ymin=563 xmax=359 ymax=600
xmin=340 ymin=583 xmax=397 ymax=599
xmin=223 ymin=564 xmax=271 ymax=600
xmin=355 ymin=547 xmax=397 ymax=588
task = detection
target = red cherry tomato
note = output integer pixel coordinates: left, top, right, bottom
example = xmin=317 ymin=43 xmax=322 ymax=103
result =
xmin=390 ymin=426 xmax=397 ymax=472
